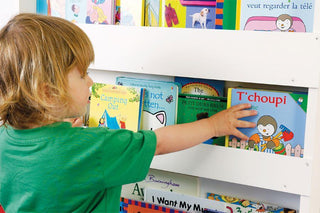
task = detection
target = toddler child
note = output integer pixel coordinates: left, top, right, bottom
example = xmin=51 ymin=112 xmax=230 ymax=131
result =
xmin=0 ymin=13 xmax=257 ymax=212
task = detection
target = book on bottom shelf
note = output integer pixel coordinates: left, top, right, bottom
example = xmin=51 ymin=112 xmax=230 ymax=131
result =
xmin=207 ymin=192 xmax=296 ymax=213
xmin=226 ymin=88 xmax=307 ymax=158
xmin=121 ymin=169 xmax=199 ymax=201
xmin=116 ymin=77 xmax=180 ymax=130
xmin=88 ymin=83 xmax=145 ymax=132
xmin=177 ymin=94 xmax=227 ymax=145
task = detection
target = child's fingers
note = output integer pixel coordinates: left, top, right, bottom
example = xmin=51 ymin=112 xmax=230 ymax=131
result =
xmin=232 ymin=129 xmax=249 ymax=141
xmin=229 ymin=103 xmax=252 ymax=111
xmin=235 ymin=109 xmax=258 ymax=119
xmin=236 ymin=120 xmax=256 ymax=128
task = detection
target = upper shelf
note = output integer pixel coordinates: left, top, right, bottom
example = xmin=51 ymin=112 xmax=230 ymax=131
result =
xmin=80 ymin=24 xmax=320 ymax=88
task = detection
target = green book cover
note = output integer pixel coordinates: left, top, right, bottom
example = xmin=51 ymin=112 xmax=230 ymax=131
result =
xmin=177 ymin=94 xmax=227 ymax=146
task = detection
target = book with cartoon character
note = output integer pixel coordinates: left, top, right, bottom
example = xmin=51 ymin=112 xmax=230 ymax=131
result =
xmin=116 ymin=77 xmax=180 ymax=130
xmin=177 ymin=94 xmax=227 ymax=145
xmin=86 ymin=0 xmax=116 ymax=25
xmin=120 ymin=0 xmax=145 ymax=26
xmin=207 ymin=192 xmax=296 ymax=213
xmin=66 ymin=0 xmax=87 ymax=24
xmin=226 ymin=88 xmax=308 ymax=158
xmin=236 ymin=0 xmax=315 ymax=32
xmin=162 ymin=0 xmax=237 ymax=29
xmin=88 ymin=83 xmax=145 ymax=132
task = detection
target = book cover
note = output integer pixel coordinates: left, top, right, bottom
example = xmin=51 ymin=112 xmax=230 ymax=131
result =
xmin=145 ymin=188 xmax=226 ymax=212
xmin=226 ymin=88 xmax=308 ymax=158
xmin=236 ymin=0 xmax=315 ymax=32
xmin=116 ymin=77 xmax=180 ymax=130
xmin=115 ymin=0 xmax=121 ymax=24
xmin=144 ymin=0 xmax=162 ymax=27
xmin=162 ymin=0 xmax=236 ymax=29
xmin=121 ymin=169 xmax=199 ymax=201
xmin=177 ymin=94 xmax=227 ymax=145
xmin=86 ymin=0 xmax=115 ymax=24
xmin=120 ymin=197 xmax=187 ymax=213
xmin=66 ymin=0 xmax=87 ymax=23
xmin=49 ymin=0 xmax=66 ymax=18
xmin=207 ymin=192 xmax=296 ymax=213
xmin=120 ymin=0 xmax=145 ymax=26
xmin=36 ymin=0 xmax=48 ymax=15
xmin=88 ymin=83 xmax=145 ymax=132
xmin=174 ymin=76 xmax=225 ymax=97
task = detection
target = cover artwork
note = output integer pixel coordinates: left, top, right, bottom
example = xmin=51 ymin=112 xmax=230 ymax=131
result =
xmin=226 ymin=88 xmax=308 ymax=158
xmin=86 ymin=0 xmax=115 ymax=24
xmin=88 ymin=83 xmax=145 ymax=132
xmin=116 ymin=77 xmax=180 ymax=130
xmin=236 ymin=0 xmax=315 ymax=32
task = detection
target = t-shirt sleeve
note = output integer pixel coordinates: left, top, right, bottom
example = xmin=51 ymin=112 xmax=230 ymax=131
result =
xmin=99 ymin=129 xmax=157 ymax=187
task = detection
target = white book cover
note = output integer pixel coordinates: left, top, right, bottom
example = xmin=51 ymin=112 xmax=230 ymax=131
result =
xmin=120 ymin=0 xmax=144 ymax=26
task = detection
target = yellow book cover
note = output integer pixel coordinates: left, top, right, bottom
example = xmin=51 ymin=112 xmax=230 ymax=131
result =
xmin=89 ymin=83 xmax=145 ymax=132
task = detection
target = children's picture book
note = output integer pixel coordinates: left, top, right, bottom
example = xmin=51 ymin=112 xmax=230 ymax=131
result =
xmin=175 ymin=76 xmax=225 ymax=97
xmin=115 ymin=0 xmax=121 ymax=24
xmin=49 ymin=0 xmax=66 ymax=18
xmin=86 ymin=0 xmax=116 ymax=24
xmin=88 ymin=83 xmax=145 ymax=132
xmin=236 ymin=0 xmax=315 ymax=32
xmin=177 ymin=94 xmax=227 ymax=145
xmin=207 ymin=192 xmax=296 ymax=213
xmin=120 ymin=0 xmax=145 ymax=26
xmin=36 ymin=0 xmax=49 ymax=15
xmin=226 ymin=88 xmax=308 ymax=158
xmin=65 ymin=0 xmax=87 ymax=23
xmin=145 ymin=188 xmax=226 ymax=212
xmin=121 ymin=168 xmax=199 ymax=201
xmin=162 ymin=0 xmax=237 ymax=29
xmin=116 ymin=77 xmax=180 ymax=130
xmin=120 ymin=197 xmax=187 ymax=213
xmin=144 ymin=0 xmax=162 ymax=27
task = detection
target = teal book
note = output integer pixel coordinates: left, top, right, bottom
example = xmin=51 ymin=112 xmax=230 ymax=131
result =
xmin=177 ymin=94 xmax=227 ymax=145
xmin=226 ymin=88 xmax=308 ymax=158
xmin=36 ymin=0 xmax=48 ymax=15
xmin=116 ymin=77 xmax=180 ymax=130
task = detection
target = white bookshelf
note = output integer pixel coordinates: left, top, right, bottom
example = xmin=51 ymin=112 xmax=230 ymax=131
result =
xmin=2 ymin=1 xmax=320 ymax=212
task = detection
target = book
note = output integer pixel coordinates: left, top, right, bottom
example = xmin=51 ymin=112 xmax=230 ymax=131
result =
xmin=36 ymin=0 xmax=49 ymax=15
xmin=120 ymin=197 xmax=187 ymax=213
xmin=236 ymin=0 xmax=315 ymax=32
xmin=49 ymin=0 xmax=66 ymax=18
xmin=120 ymin=0 xmax=145 ymax=26
xmin=88 ymin=83 xmax=145 ymax=132
xmin=162 ymin=0 xmax=237 ymax=29
xmin=65 ymin=0 xmax=87 ymax=23
xmin=174 ymin=76 xmax=225 ymax=97
xmin=207 ymin=192 xmax=296 ymax=213
xmin=121 ymin=169 xmax=199 ymax=201
xmin=86 ymin=0 xmax=116 ymax=24
xmin=177 ymin=94 xmax=227 ymax=145
xmin=145 ymin=188 xmax=226 ymax=212
xmin=116 ymin=77 xmax=180 ymax=130
xmin=225 ymin=88 xmax=308 ymax=158
xmin=144 ymin=0 xmax=162 ymax=27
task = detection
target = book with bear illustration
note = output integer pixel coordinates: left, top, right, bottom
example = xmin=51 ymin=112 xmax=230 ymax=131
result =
xmin=116 ymin=77 xmax=180 ymax=130
xmin=226 ymin=88 xmax=308 ymax=158
xmin=88 ymin=83 xmax=145 ymax=132
xmin=177 ymin=93 xmax=227 ymax=145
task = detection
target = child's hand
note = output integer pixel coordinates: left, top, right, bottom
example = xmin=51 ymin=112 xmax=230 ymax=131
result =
xmin=64 ymin=117 xmax=84 ymax=127
xmin=209 ymin=103 xmax=257 ymax=140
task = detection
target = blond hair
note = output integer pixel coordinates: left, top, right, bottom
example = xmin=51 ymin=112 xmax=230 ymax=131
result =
xmin=0 ymin=13 xmax=94 ymax=129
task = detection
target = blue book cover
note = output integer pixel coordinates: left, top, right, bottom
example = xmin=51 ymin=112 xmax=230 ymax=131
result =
xmin=36 ymin=0 xmax=48 ymax=15
xmin=226 ymin=88 xmax=307 ymax=158
xmin=65 ymin=0 xmax=87 ymax=24
xmin=175 ymin=76 xmax=225 ymax=97
xmin=116 ymin=77 xmax=180 ymax=130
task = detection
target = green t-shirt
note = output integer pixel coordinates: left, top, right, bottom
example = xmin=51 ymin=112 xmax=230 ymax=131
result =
xmin=0 ymin=122 xmax=157 ymax=212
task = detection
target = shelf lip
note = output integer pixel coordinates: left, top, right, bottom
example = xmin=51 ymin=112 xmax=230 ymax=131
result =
xmin=151 ymin=144 xmax=312 ymax=196
xmin=81 ymin=24 xmax=320 ymax=88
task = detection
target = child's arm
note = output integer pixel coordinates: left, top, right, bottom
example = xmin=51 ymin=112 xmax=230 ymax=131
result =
xmin=154 ymin=103 xmax=257 ymax=155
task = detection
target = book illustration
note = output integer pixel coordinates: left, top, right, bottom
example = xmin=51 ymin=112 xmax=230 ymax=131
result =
xmin=207 ymin=192 xmax=296 ymax=213
xmin=145 ymin=0 xmax=162 ymax=27
xmin=226 ymin=88 xmax=307 ymax=158
xmin=174 ymin=77 xmax=225 ymax=97
xmin=236 ymin=0 xmax=314 ymax=32
xmin=144 ymin=188 xmax=226 ymax=212
xmin=88 ymin=83 xmax=144 ymax=132
xmin=177 ymin=94 xmax=227 ymax=145
xmin=121 ymin=169 xmax=199 ymax=201
xmin=66 ymin=0 xmax=87 ymax=23
xmin=86 ymin=0 xmax=115 ymax=24
xmin=120 ymin=197 xmax=187 ymax=213
xmin=116 ymin=77 xmax=180 ymax=130
xmin=120 ymin=0 xmax=145 ymax=26
xmin=115 ymin=0 xmax=121 ymax=24
xmin=49 ymin=0 xmax=66 ymax=18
